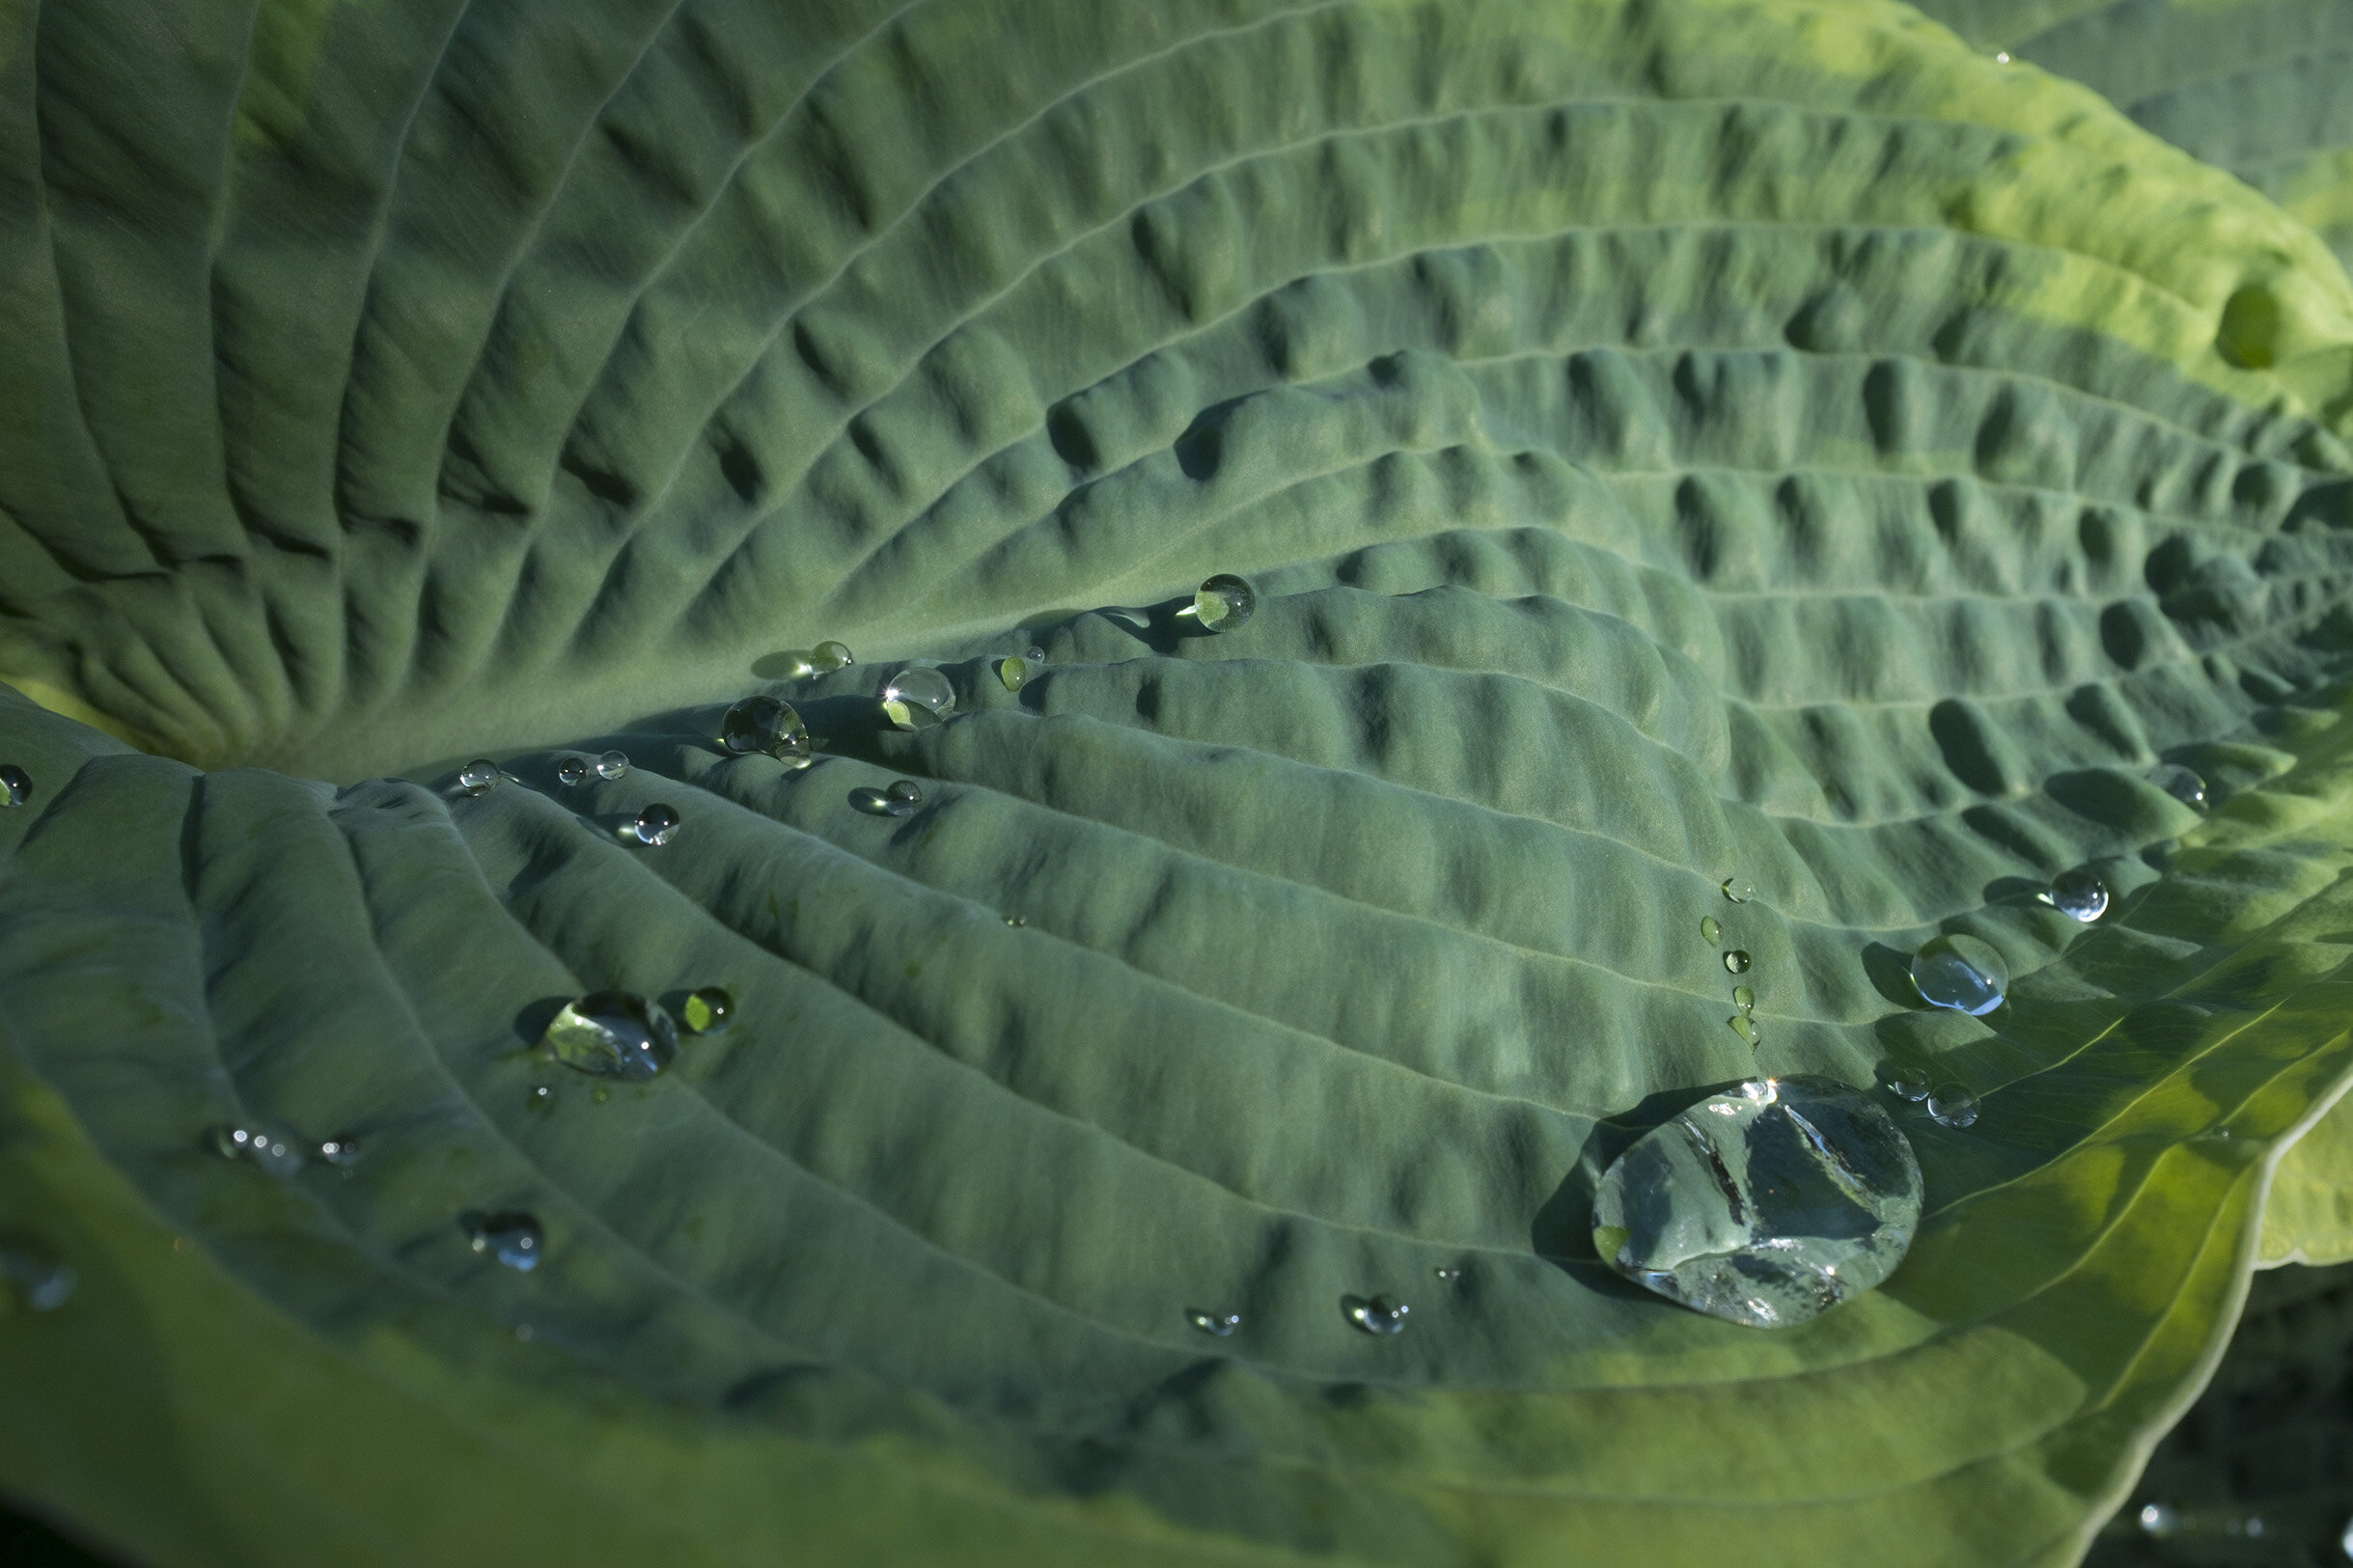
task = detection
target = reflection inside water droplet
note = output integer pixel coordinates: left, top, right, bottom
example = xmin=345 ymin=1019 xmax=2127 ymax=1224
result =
xmin=811 ymin=640 xmax=855 ymax=672
xmin=461 ymin=1211 xmax=542 ymax=1272
xmin=2148 ymin=762 xmax=2207 ymax=810
xmin=0 ymin=764 xmax=28 ymax=808
xmin=457 ymin=759 xmax=499 ymax=796
xmin=595 ymin=751 xmax=630 ymax=781
xmin=633 ymin=804 xmax=680 ymax=845
xmin=1591 ymin=1075 xmax=1923 ymax=1328
xmin=1910 ymin=934 xmax=2007 ymax=1015
xmin=1723 ymin=949 xmax=1751 ymax=975
xmin=1184 ymin=1307 xmax=1239 ymax=1337
xmin=0 ymin=1245 xmax=74 ymax=1311
xmin=2047 ymin=867 xmax=2108 ymax=922
xmin=881 ymin=667 xmax=955 ymax=729
xmin=1720 ymin=877 xmax=1754 ymax=903
xmin=721 ymin=696 xmax=810 ymax=762
xmin=1345 ymin=1295 xmax=1409 ymax=1335
xmin=557 ymin=758 xmax=588 ymax=786
xmin=1700 ymin=915 xmax=1721 ymax=944
xmin=540 ymin=991 xmax=678 ymax=1081
xmin=682 ymin=986 xmax=733 ymax=1033
xmin=1926 ymin=1084 xmax=1979 ymax=1128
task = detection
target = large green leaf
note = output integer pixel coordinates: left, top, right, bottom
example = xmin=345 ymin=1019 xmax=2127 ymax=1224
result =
xmin=10 ymin=1 xmax=2353 ymax=1564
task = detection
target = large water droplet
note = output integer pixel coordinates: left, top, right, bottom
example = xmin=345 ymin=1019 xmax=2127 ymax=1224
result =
xmin=682 ymin=986 xmax=733 ymax=1033
xmin=1190 ymin=573 xmax=1257 ymax=633
xmin=557 ymin=757 xmax=588 ymax=786
xmin=540 ymin=991 xmax=678 ymax=1080
xmin=2148 ymin=762 xmax=2207 ymax=810
xmin=595 ymin=750 xmax=630 ymax=781
xmin=1723 ymin=949 xmax=1751 ymax=975
xmin=881 ymin=666 xmax=955 ymax=730
xmin=997 ymin=655 xmax=1028 ymax=692
xmin=2046 ymin=867 xmax=2107 ymax=922
xmin=633 ymin=804 xmax=680 ymax=845
xmin=811 ymin=640 xmax=855 ymax=672
xmin=1926 ymin=1084 xmax=1979 ymax=1128
xmin=0 ymin=764 xmax=28 ymax=808
xmin=1731 ymin=984 xmax=1755 ymax=1012
xmin=457 ymin=759 xmax=499 ymax=796
xmin=0 ymin=1245 xmax=75 ymax=1311
xmin=1887 ymin=1064 xmax=1931 ymax=1102
xmin=1344 ymin=1294 xmax=1409 ymax=1335
xmin=1184 ymin=1307 xmax=1239 ymax=1337
xmin=721 ymin=696 xmax=810 ymax=762
xmin=1720 ymin=876 xmax=1755 ymax=904
xmin=1727 ymin=1013 xmax=1760 ymax=1047
xmin=1699 ymin=915 xmax=1721 ymax=944
xmin=1910 ymin=934 xmax=2007 ymax=1015
xmin=462 ymin=1211 xmax=542 ymax=1272
xmin=208 ymin=1123 xmax=306 ymax=1176
xmin=1590 ymin=1076 xmax=1923 ymax=1329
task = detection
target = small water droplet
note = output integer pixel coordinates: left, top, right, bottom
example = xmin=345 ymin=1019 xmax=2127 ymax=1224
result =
xmin=682 ymin=986 xmax=733 ymax=1033
xmin=1720 ymin=877 xmax=1754 ymax=903
xmin=1910 ymin=934 xmax=2007 ymax=1015
xmin=633 ymin=804 xmax=680 ymax=845
xmin=997 ymin=655 xmax=1028 ymax=692
xmin=811 ymin=640 xmax=855 ymax=672
xmin=1887 ymin=1064 xmax=1931 ymax=1102
xmin=557 ymin=757 xmax=588 ymax=786
xmin=1727 ymin=1013 xmax=1760 ymax=1047
xmin=1592 ymin=1076 xmax=1923 ymax=1328
xmin=1434 ymin=1265 xmax=1463 ymax=1282
xmin=1025 ymin=646 xmax=1046 ymax=663
xmin=591 ymin=1086 xmax=611 ymax=1104
xmin=0 ymin=764 xmax=29 ymax=808
xmin=1723 ymin=949 xmax=1751 ymax=975
xmin=887 ymin=779 xmax=921 ymax=806
xmin=1700 ymin=915 xmax=1721 ymax=944
xmin=1926 ymin=1084 xmax=1979 ymax=1128
xmin=0 ymin=1245 xmax=75 ymax=1311
xmin=1731 ymin=984 xmax=1755 ymax=1012
xmin=2047 ymin=867 xmax=2107 ymax=922
xmin=595 ymin=750 xmax=630 ymax=781
xmin=1344 ymin=1295 xmax=1409 ymax=1335
xmin=1192 ymin=573 xmax=1257 ymax=633
xmin=457 ymin=759 xmax=500 ymax=796
xmin=1184 ymin=1307 xmax=1240 ymax=1336
xmin=207 ymin=1123 xmax=307 ymax=1176
xmin=880 ymin=666 xmax=955 ymax=729
xmin=540 ymin=991 xmax=678 ymax=1080
xmin=461 ymin=1211 xmax=542 ymax=1272
xmin=2148 ymin=762 xmax=2207 ymax=810
xmin=721 ymin=696 xmax=811 ymax=761
xmin=2140 ymin=1502 xmax=2178 ymax=1537
xmin=1003 ymin=913 xmax=1026 ymax=927
xmin=318 ymin=1136 xmax=362 ymax=1168
xmin=526 ymin=1084 xmax=554 ymax=1111
xmin=514 ymin=1323 xmax=535 ymax=1342
xmin=1993 ymin=49 xmax=2010 ymax=62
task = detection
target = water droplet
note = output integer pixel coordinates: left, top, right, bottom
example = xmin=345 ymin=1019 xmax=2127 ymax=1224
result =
xmin=591 ymin=1086 xmax=611 ymax=1104
xmin=457 ymin=759 xmax=500 ymax=796
xmin=595 ymin=750 xmax=630 ymax=781
xmin=1184 ymin=1307 xmax=1239 ymax=1336
xmin=0 ymin=1245 xmax=74 ymax=1311
xmin=2148 ymin=762 xmax=2207 ymax=810
xmin=682 ymin=986 xmax=733 ymax=1033
xmin=1723 ymin=949 xmax=1751 ymax=975
xmin=461 ymin=1211 xmax=542 ymax=1272
xmin=997 ymin=655 xmax=1028 ymax=692
xmin=1344 ymin=1295 xmax=1409 ymax=1335
xmin=1025 ymin=646 xmax=1046 ymax=663
xmin=540 ymin=991 xmax=678 ymax=1081
xmin=1434 ymin=1265 xmax=1463 ymax=1282
xmin=1721 ymin=877 xmax=1755 ymax=903
xmin=1700 ymin=915 xmax=1721 ymax=944
xmin=887 ymin=779 xmax=921 ymax=807
xmin=1888 ymin=1064 xmax=1931 ymax=1102
xmin=1731 ymin=984 xmax=1755 ymax=1012
xmin=2047 ymin=867 xmax=2107 ymax=922
xmin=1002 ymin=913 xmax=1026 ymax=927
xmin=526 ymin=1084 xmax=554 ymax=1112
xmin=1727 ymin=1013 xmax=1760 ymax=1047
xmin=1910 ymin=934 xmax=2007 ymax=1015
xmin=1926 ymin=1084 xmax=1979 ymax=1128
xmin=881 ymin=667 xmax=955 ymax=730
xmin=2140 ymin=1502 xmax=2178 ymax=1537
xmin=721 ymin=696 xmax=810 ymax=761
xmin=318 ymin=1136 xmax=362 ymax=1168
xmin=514 ymin=1323 xmax=535 ymax=1342
xmin=0 ymin=764 xmax=28 ymax=808
xmin=811 ymin=640 xmax=855 ymax=672
xmin=1591 ymin=1075 xmax=1923 ymax=1328
xmin=207 ymin=1123 xmax=306 ymax=1176
xmin=633 ymin=804 xmax=680 ymax=845
xmin=849 ymin=786 xmax=908 ymax=816
xmin=1993 ymin=49 xmax=2010 ymax=62
xmin=1191 ymin=573 xmax=1257 ymax=633
xmin=557 ymin=757 xmax=588 ymax=786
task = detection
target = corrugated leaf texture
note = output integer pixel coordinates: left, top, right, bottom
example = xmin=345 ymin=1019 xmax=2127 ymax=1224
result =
xmin=9 ymin=1 xmax=2353 ymax=1564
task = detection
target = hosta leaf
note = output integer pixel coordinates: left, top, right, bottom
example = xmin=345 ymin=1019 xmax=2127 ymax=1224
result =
xmin=1907 ymin=0 xmax=2353 ymax=277
xmin=8 ymin=2 xmax=2353 ymax=1566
